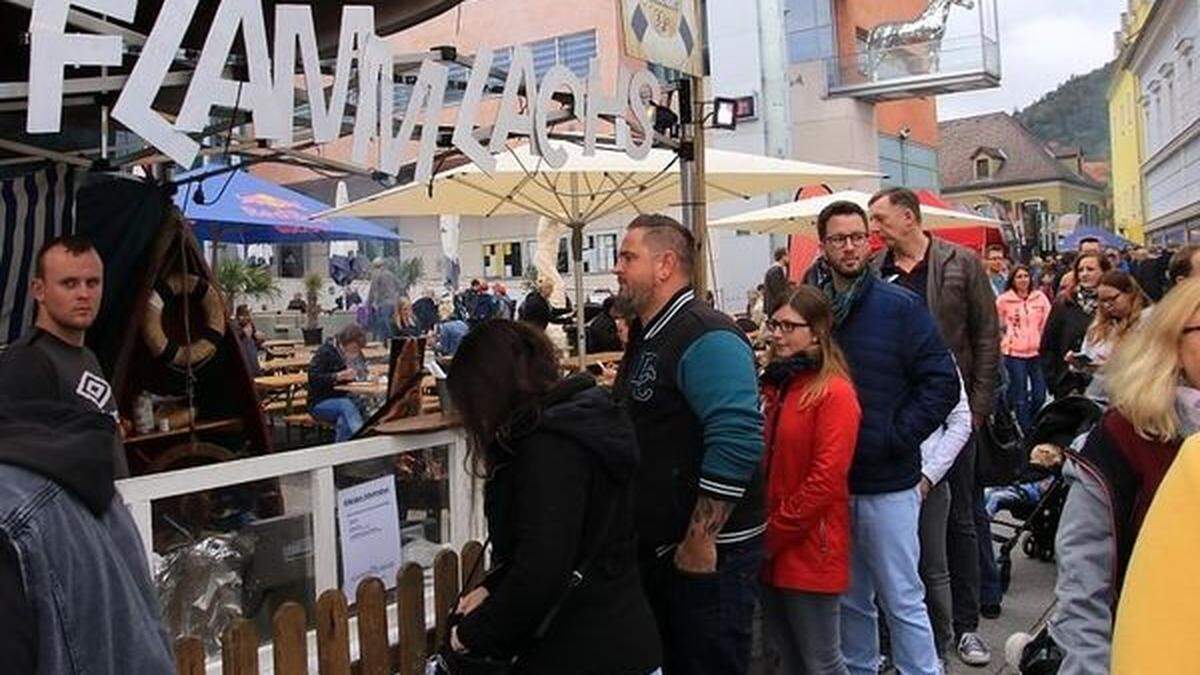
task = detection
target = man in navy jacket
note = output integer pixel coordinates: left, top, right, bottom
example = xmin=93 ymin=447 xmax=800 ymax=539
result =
xmin=810 ymin=201 xmax=959 ymax=675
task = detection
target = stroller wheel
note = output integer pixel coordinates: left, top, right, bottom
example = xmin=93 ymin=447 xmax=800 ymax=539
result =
xmin=1022 ymin=534 xmax=1038 ymax=559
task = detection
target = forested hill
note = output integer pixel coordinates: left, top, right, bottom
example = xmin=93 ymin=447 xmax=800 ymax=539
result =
xmin=1015 ymin=62 xmax=1114 ymax=158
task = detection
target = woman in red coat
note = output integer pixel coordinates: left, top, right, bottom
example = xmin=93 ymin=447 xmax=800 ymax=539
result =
xmin=761 ymin=286 xmax=861 ymax=675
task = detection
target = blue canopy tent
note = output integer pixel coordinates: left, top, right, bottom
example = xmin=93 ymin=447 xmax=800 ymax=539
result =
xmin=172 ymin=167 xmax=404 ymax=244
xmin=1060 ymin=226 xmax=1135 ymax=251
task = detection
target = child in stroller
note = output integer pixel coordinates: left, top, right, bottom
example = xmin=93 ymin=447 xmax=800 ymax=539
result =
xmin=997 ymin=396 xmax=1104 ymax=674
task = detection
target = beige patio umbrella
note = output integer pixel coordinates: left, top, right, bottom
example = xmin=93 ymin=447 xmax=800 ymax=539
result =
xmin=710 ymin=189 xmax=1004 ymax=234
xmin=322 ymin=140 xmax=879 ymax=364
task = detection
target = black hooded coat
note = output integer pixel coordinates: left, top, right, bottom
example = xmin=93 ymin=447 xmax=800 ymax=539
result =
xmin=454 ymin=375 xmax=661 ymax=674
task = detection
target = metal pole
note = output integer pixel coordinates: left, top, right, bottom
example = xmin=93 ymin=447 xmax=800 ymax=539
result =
xmin=569 ymin=173 xmax=587 ymax=370
xmin=682 ymin=75 xmax=710 ymax=295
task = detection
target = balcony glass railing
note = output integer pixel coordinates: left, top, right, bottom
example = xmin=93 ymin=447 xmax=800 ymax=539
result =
xmin=825 ymin=34 xmax=1001 ymax=96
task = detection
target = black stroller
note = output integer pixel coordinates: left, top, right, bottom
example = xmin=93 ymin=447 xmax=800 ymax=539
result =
xmin=989 ymin=397 xmax=1104 ymax=593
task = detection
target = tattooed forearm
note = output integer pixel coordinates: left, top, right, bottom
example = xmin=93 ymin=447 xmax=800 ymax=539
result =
xmin=687 ymin=496 xmax=734 ymax=540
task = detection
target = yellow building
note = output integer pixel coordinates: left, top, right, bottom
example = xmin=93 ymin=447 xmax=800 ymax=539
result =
xmin=938 ymin=112 xmax=1107 ymax=252
xmin=1108 ymin=0 xmax=1155 ymax=244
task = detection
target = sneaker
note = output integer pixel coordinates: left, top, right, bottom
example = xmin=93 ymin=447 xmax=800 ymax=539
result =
xmin=981 ymin=603 xmax=1002 ymax=619
xmin=958 ymin=632 xmax=992 ymax=667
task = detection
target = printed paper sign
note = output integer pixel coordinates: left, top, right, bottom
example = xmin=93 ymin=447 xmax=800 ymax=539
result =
xmin=337 ymin=474 xmax=403 ymax=598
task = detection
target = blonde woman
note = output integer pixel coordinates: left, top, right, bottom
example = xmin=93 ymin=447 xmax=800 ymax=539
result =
xmin=1047 ymin=279 xmax=1200 ymax=675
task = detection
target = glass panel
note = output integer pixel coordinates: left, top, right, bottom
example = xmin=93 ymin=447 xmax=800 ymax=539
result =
xmin=558 ymin=30 xmax=598 ymax=79
xmin=154 ymin=470 xmax=316 ymax=658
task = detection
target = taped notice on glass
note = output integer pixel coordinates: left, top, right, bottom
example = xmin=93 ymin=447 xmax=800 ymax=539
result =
xmin=337 ymin=474 xmax=403 ymax=598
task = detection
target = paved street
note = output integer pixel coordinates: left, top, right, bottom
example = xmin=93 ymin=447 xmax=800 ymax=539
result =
xmin=752 ymin=525 xmax=1059 ymax=675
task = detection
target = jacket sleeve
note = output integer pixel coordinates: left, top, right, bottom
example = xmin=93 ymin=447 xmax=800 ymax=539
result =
xmin=307 ymin=346 xmax=340 ymax=392
xmin=455 ymin=441 xmax=591 ymax=656
xmin=769 ymin=381 xmax=859 ymax=538
xmin=1048 ymin=458 xmax=1115 ymax=675
xmin=893 ymin=302 xmax=960 ymax=454
xmin=677 ymin=331 xmax=765 ymax=501
xmin=1035 ymin=295 xmax=1052 ymax=338
xmin=1041 ymin=303 xmax=1067 ymax=395
xmin=965 ymin=253 xmax=1002 ymax=417
xmin=921 ymin=373 xmax=972 ymax=485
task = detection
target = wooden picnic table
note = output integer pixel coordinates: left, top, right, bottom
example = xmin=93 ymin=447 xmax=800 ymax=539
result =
xmin=254 ymin=372 xmax=308 ymax=391
xmin=259 ymin=355 xmax=311 ymax=373
xmin=336 ymin=380 xmax=389 ymax=397
xmin=264 ymin=339 xmax=302 ymax=348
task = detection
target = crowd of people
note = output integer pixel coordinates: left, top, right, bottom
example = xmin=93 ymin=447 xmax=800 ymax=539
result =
xmin=2 ymin=190 xmax=1199 ymax=673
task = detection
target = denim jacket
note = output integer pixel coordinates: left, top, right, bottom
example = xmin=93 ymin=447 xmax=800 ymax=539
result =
xmin=0 ymin=402 xmax=173 ymax=673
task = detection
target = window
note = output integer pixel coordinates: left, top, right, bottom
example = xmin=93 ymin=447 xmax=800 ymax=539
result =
xmin=278 ymin=244 xmax=305 ymax=279
xmin=784 ymin=0 xmax=835 ymax=64
xmin=482 ymin=240 xmax=524 ymax=279
xmin=975 ymin=158 xmax=991 ymax=180
xmin=583 ymin=232 xmax=619 ymax=273
xmin=527 ymin=30 xmax=598 ymax=82
xmin=521 ymin=237 xmax=570 ymax=277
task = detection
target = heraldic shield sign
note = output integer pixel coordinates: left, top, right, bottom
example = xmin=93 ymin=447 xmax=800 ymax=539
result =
xmin=621 ymin=0 xmax=704 ymax=77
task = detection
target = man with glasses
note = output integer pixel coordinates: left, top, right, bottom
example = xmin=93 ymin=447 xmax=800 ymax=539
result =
xmin=870 ymin=187 xmax=1001 ymax=667
xmin=811 ymin=200 xmax=959 ymax=675
xmin=985 ymin=245 xmax=1009 ymax=297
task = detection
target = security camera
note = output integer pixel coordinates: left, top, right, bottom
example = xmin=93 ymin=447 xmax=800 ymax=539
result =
xmin=898 ymin=126 xmax=912 ymax=140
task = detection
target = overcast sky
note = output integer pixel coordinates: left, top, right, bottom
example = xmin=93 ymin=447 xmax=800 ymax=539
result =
xmin=936 ymin=0 xmax=1127 ymax=120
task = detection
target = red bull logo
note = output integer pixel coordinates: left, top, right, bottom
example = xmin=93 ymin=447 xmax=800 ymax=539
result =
xmin=238 ymin=191 xmax=326 ymax=224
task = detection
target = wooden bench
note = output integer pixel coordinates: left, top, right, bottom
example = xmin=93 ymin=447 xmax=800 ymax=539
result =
xmin=281 ymin=412 xmax=334 ymax=443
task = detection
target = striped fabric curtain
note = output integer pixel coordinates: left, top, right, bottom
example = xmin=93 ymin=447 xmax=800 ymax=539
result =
xmin=0 ymin=164 xmax=78 ymax=345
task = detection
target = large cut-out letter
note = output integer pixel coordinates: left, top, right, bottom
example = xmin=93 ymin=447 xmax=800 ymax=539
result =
xmin=27 ymin=0 xmax=135 ymax=133
xmin=452 ymin=48 xmax=495 ymax=174
xmin=111 ymin=0 xmax=201 ymax=166
xmin=351 ymin=36 xmax=395 ymax=167
xmin=488 ymin=46 xmax=536 ymax=154
xmin=176 ymin=0 xmax=283 ymax=139
xmin=625 ymin=70 xmax=660 ymax=161
xmin=534 ymin=65 xmax=584 ymax=169
xmin=584 ymin=59 xmax=629 ymax=156
xmin=274 ymin=5 xmax=376 ymax=145
xmin=380 ymin=59 xmax=448 ymax=183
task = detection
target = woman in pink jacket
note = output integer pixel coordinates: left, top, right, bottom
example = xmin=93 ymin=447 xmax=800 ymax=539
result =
xmin=996 ymin=264 xmax=1053 ymax=433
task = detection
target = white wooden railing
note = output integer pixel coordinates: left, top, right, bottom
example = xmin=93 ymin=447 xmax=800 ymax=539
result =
xmin=115 ymin=430 xmax=481 ymax=674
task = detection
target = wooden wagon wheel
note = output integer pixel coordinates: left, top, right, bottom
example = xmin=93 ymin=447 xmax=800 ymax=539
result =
xmin=149 ymin=442 xmax=238 ymax=550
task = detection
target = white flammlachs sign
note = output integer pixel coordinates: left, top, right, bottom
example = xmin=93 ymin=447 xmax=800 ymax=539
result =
xmin=25 ymin=0 xmax=665 ymax=179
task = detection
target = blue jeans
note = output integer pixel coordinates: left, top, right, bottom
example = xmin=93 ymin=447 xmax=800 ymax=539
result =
xmin=642 ymin=537 xmax=763 ymax=675
xmin=1004 ymin=355 xmax=1046 ymax=435
xmin=311 ymin=397 xmax=364 ymax=442
xmin=976 ymin=490 xmax=1003 ymax=607
xmin=841 ymin=489 xmax=939 ymax=675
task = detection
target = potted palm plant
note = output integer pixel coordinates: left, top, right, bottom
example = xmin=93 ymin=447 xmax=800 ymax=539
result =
xmin=302 ymin=273 xmax=324 ymax=345
xmin=214 ymin=258 xmax=280 ymax=314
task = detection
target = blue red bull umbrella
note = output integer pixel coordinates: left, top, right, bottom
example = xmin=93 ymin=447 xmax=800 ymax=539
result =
xmin=172 ymin=167 xmax=404 ymax=244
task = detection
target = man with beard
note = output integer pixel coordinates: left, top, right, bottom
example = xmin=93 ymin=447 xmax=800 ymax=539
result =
xmin=612 ymin=214 xmax=764 ymax=675
xmin=809 ymin=201 xmax=958 ymax=675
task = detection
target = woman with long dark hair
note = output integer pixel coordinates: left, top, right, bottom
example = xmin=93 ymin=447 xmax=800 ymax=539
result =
xmin=1040 ymin=252 xmax=1113 ymax=399
xmin=443 ymin=320 xmax=661 ymax=674
xmin=760 ymin=286 xmax=860 ymax=674
xmin=996 ymin=265 xmax=1053 ymax=433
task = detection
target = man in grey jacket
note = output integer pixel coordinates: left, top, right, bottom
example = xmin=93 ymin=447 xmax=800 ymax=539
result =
xmin=870 ymin=187 xmax=1002 ymax=667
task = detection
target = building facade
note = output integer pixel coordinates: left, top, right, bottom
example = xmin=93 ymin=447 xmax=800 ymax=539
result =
xmin=254 ymin=0 xmax=1000 ymax=310
xmin=939 ymin=112 xmax=1106 ymax=253
xmin=1125 ymin=0 xmax=1200 ymax=246
xmin=1108 ymin=0 xmax=1155 ymax=244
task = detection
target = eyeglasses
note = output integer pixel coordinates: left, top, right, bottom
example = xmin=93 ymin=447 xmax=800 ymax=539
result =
xmin=823 ymin=232 xmax=869 ymax=247
xmin=766 ymin=319 xmax=810 ymax=334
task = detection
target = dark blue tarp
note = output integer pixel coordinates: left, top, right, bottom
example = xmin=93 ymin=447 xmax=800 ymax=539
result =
xmin=173 ymin=168 xmax=403 ymax=244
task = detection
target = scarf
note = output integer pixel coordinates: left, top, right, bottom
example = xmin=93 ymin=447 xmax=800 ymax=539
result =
xmin=1175 ymin=385 xmax=1200 ymax=437
xmin=761 ymin=354 xmax=821 ymax=389
xmin=814 ymin=258 xmax=871 ymax=328
xmin=1075 ymin=286 xmax=1099 ymax=316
